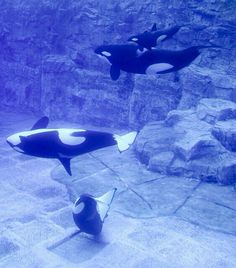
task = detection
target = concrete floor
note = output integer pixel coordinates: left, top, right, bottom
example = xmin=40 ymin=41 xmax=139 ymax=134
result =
xmin=0 ymin=110 xmax=236 ymax=268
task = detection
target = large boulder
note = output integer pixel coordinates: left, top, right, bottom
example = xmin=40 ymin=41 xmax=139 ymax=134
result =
xmin=212 ymin=120 xmax=236 ymax=152
xmin=178 ymin=67 xmax=236 ymax=110
xmin=197 ymin=98 xmax=236 ymax=124
xmin=135 ymin=98 xmax=236 ymax=185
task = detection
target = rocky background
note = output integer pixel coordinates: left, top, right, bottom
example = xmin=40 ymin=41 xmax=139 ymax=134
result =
xmin=0 ymin=0 xmax=235 ymax=183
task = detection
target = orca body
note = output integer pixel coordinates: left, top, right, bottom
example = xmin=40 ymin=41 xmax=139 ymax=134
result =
xmin=95 ymin=45 xmax=203 ymax=80
xmin=128 ymin=24 xmax=181 ymax=50
xmin=6 ymin=117 xmax=137 ymax=175
xmin=73 ymin=188 xmax=117 ymax=235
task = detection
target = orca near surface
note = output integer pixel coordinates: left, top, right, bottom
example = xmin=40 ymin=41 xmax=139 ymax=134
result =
xmin=128 ymin=23 xmax=182 ymax=50
xmin=6 ymin=117 xmax=137 ymax=176
xmin=73 ymin=188 xmax=117 ymax=235
xmin=95 ymin=44 xmax=208 ymax=80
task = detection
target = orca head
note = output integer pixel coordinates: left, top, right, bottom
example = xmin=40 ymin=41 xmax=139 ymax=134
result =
xmin=73 ymin=194 xmax=96 ymax=216
xmin=6 ymin=133 xmax=25 ymax=153
xmin=94 ymin=45 xmax=113 ymax=64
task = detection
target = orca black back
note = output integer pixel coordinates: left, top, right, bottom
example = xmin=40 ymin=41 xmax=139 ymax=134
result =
xmin=67 ymin=130 xmax=117 ymax=155
xmin=18 ymin=131 xmax=62 ymax=158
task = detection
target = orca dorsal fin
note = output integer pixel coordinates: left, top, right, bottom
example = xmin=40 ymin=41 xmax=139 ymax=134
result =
xmin=110 ymin=65 xmax=120 ymax=81
xmin=31 ymin=116 xmax=49 ymax=130
xmin=151 ymin=23 xmax=157 ymax=32
xmin=58 ymin=157 xmax=72 ymax=176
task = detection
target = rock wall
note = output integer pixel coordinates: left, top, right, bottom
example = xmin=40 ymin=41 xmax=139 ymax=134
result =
xmin=135 ymin=98 xmax=236 ymax=184
xmin=0 ymin=0 xmax=235 ymax=128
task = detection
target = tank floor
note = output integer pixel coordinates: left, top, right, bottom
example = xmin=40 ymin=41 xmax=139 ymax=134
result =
xmin=0 ymin=110 xmax=236 ymax=268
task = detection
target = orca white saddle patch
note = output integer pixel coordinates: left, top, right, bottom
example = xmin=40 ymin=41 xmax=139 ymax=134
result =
xmin=58 ymin=129 xmax=86 ymax=146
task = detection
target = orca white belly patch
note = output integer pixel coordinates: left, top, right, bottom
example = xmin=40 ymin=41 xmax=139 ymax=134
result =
xmin=146 ymin=63 xmax=174 ymax=75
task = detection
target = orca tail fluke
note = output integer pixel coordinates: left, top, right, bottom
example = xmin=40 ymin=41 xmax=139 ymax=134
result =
xmin=113 ymin=131 xmax=138 ymax=152
xmin=95 ymin=188 xmax=117 ymax=205
xmin=95 ymin=188 xmax=117 ymax=222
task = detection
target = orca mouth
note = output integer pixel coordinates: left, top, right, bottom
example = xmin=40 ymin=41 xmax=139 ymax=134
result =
xmin=6 ymin=140 xmax=13 ymax=147
xmin=94 ymin=47 xmax=102 ymax=55
xmin=6 ymin=140 xmax=24 ymax=153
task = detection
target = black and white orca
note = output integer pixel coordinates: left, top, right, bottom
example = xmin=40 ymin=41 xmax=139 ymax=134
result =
xmin=128 ymin=23 xmax=182 ymax=50
xmin=6 ymin=117 xmax=137 ymax=176
xmin=95 ymin=43 xmax=147 ymax=80
xmin=73 ymin=188 xmax=117 ymax=235
xmin=95 ymin=44 xmax=209 ymax=80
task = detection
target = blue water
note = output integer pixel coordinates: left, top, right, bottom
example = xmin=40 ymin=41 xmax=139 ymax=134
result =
xmin=0 ymin=1 xmax=236 ymax=267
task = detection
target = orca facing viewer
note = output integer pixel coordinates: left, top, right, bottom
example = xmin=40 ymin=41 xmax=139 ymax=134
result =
xmin=73 ymin=188 xmax=117 ymax=235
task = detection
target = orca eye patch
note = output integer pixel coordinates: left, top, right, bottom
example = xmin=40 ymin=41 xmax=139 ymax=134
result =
xmin=73 ymin=201 xmax=85 ymax=214
xmin=131 ymin=37 xmax=138 ymax=41
xmin=101 ymin=51 xmax=111 ymax=57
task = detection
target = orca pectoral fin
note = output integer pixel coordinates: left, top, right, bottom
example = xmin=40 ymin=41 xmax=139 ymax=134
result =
xmin=58 ymin=157 xmax=72 ymax=176
xmin=31 ymin=116 xmax=49 ymax=130
xmin=174 ymin=71 xmax=180 ymax=82
xmin=110 ymin=65 xmax=120 ymax=81
xmin=151 ymin=23 xmax=157 ymax=32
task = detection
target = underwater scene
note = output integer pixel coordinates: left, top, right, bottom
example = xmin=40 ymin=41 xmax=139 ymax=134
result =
xmin=0 ymin=0 xmax=236 ymax=267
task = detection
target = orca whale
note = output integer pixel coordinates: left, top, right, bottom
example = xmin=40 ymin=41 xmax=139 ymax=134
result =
xmin=73 ymin=188 xmax=117 ymax=235
xmin=128 ymin=24 xmax=182 ymax=50
xmin=95 ymin=44 xmax=209 ymax=80
xmin=6 ymin=117 xmax=137 ymax=176
xmin=95 ymin=43 xmax=146 ymax=80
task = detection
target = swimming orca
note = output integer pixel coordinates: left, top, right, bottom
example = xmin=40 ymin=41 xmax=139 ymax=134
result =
xmin=95 ymin=43 xmax=146 ymax=80
xmin=95 ymin=44 xmax=210 ymax=80
xmin=73 ymin=188 xmax=117 ymax=235
xmin=6 ymin=117 xmax=137 ymax=176
xmin=128 ymin=24 xmax=182 ymax=50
